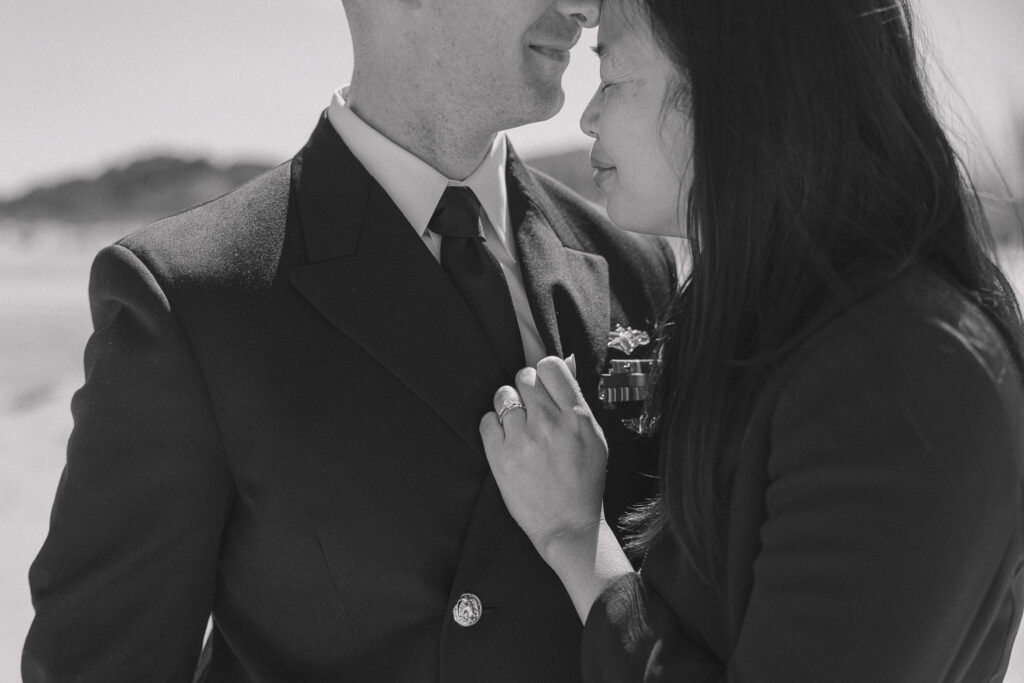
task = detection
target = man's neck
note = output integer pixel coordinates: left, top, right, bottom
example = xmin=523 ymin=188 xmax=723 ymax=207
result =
xmin=346 ymin=79 xmax=498 ymax=182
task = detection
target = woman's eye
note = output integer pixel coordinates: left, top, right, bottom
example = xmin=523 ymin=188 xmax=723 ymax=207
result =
xmin=600 ymin=82 xmax=616 ymax=93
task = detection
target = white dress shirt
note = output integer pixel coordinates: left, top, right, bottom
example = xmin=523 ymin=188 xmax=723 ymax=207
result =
xmin=327 ymin=87 xmax=546 ymax=366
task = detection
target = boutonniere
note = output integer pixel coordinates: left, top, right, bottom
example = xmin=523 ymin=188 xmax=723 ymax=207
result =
xmin=606 ymin=324 xmax=651 ymax=356
xmin=599 ymin=325 xmax=658 ymax=432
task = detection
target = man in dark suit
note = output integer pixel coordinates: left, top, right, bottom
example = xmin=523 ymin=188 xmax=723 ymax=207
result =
xmin=23 ymin=1 xmax=675 ymax=680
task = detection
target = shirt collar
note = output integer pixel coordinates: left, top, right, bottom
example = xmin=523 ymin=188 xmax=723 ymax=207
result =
xmin=327 ymin=87 xmax=510 ymax=248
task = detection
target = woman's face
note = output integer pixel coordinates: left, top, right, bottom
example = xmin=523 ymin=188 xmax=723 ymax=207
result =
xmin=580 ymin=0 xmax=693 ymax=237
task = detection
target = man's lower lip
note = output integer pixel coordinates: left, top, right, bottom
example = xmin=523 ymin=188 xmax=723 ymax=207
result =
xmin=530 ymin=46 xmax=570 ymax=62
xmin=593 ymin=168 xmax=616 ymax=184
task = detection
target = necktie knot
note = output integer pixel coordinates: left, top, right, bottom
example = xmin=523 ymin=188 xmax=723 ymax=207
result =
xmin=430 ymin=186 xmax=484 ymax=239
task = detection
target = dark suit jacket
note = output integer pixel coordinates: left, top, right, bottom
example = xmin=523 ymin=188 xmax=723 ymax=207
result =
xmin=583 ymin=268 xmax=1024 ymax=682
xmin=23 ymin=114 xmax=675 ymax=682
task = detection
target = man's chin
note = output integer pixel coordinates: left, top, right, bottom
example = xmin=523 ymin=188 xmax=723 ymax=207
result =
xmin=535 ymin=90 xmax=566 ymax=122
xmin=488 ymin=79 xmax=566 ymax=130
xmin=516 ymin=86 xmax=566 ymax=125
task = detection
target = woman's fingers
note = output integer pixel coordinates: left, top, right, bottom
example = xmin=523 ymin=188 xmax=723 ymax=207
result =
xmin=535 ymin=356 xmax=586 ymax=410
xmin=489 ymin=357 xmax=588 ymax=447
xmin=514 ymin=366 xmax=557 ymax=417
xmin=493 ymin=384 xmax=527 ymax=433
xmin=479 ymin=411 xmax=503 ymax=452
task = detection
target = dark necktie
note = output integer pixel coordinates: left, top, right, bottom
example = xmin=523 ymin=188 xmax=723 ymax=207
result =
xmin=429 ymin=186 xmax=525 ymax=377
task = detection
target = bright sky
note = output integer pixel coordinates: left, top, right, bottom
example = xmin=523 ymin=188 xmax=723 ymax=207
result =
xmin=2 ymin=0 xmax=1022 ymax=198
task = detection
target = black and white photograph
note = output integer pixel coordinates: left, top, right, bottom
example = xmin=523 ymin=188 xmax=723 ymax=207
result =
xmin=3 ymin=1 xmax=1024 ymax=680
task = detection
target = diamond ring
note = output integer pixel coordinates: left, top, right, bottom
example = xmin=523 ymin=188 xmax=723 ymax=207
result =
xmin=497 ymin=398 xmax=526 ymax=426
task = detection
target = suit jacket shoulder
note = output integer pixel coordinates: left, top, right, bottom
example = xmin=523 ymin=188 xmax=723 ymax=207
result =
xmin=117 ymin=161 xmax=296 ymax=291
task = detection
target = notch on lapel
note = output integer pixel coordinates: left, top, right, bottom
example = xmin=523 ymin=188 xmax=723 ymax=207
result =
xmin=507 ymin=149 xmax=610 ymax=401
xmin=288 ymin=115 xmax=506 ymax=454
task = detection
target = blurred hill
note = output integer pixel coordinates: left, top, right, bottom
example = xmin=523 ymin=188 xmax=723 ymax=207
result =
xmin=1 ymin=145 xmax=1017 ymax=244
xmin=0 ymin=156 xmax=275 ymax=226
xmin=0 ymin=148 xmax=599 ymax=228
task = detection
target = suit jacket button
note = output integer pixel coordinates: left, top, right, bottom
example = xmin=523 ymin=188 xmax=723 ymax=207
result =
xmin=453 ymin=593 xmax=482 ymax=627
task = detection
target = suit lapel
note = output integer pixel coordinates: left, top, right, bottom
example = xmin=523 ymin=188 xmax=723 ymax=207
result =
xmin=288 ymin=115 xmax=506 ymax=454
xmin=507 ymin=149 xmax=610 ymax=401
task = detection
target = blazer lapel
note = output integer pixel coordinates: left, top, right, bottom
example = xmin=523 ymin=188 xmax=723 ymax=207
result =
xmin=288 ymin=115 xmax=506 ymax=454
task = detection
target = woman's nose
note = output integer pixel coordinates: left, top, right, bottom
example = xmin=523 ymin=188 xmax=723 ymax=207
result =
xmin=580 ymin=88 xmax=602 ymax=138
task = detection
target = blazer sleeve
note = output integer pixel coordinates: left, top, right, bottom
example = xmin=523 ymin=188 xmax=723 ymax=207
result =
xmin=582 ymin=310 xmax=1024 ymax=681
xmin=23 ymin=244 xmax=234 ymax=682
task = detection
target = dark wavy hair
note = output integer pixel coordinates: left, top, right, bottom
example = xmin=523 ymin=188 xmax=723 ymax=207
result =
xmin=625 ymin=0 xmax=1024 ymax=585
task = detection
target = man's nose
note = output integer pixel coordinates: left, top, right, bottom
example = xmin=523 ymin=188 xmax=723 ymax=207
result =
xmin=556 ymin=0 xmax=600 ymax=28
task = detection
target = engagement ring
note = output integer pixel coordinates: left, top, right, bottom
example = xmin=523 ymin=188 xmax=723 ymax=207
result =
xmin=497 ymin=398 xmax=526 ymax=426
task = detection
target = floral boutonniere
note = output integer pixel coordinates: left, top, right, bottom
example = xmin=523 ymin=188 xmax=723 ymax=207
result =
xmin=606 ymin=324 xmax=651 ymax=356
xmin=599 ymin=325 xmax=658 ymax=432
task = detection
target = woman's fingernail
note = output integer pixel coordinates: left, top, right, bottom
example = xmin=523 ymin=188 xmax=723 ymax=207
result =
xmin=565 ymin=354 xmax=577 ymax=378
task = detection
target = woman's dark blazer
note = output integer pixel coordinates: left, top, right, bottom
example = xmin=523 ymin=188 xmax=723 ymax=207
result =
xmin=583 ymin=267 xmax=1024 ymax=682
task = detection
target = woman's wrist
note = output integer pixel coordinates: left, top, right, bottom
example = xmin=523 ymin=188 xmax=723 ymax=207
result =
xmin=539 ymin=518 xmax=635 ymax=623
xmin=533 ymin=518 xmax=603 ymax=564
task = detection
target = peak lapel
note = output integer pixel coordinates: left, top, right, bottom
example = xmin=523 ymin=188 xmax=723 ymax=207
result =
xmin=507 ymin=150 xmax=610 ymax=400
xmin=288 ymin=115 xmax=506 ymax=453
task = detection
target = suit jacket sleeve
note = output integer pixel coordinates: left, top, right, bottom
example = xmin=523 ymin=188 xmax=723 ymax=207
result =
xmin=23 ymin=244 xmax=234 ymax=682
xmin=582 ymin=309 xmax=1024 ymax=681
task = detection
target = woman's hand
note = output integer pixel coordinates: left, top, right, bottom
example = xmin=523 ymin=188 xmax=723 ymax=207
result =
xmin=480 ymin=356 xmax=634 ymax=622
xmin=479 ymin=355 xmax=609 ymax=561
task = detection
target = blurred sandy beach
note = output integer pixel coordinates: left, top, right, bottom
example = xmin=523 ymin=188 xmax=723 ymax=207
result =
xmin=1 ymin=224 xmax=129 ymax=680
xmin=2 ymin=226 xmax=1024 ymax=681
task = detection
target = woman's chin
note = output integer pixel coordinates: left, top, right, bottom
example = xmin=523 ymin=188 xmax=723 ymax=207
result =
xmin=604 ymin=197 xmax=681 ymax=237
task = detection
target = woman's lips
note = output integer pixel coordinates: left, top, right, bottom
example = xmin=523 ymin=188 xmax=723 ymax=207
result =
xmin=592 ymin=166 xmax=617 ymax=186
xmin=590 ymin=154 xmax=615 ymax=173
xmin=590 ymin=149 xmax=616 ymax=186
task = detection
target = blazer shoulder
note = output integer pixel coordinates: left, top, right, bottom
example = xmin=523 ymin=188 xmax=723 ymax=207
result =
xmin=116 ymin=161 xmax=294 ymax=286
xmin=769 ymin=267 xmax=1024 ymax=482
xmin=791 ymin=268 xmax=1020 ymax=392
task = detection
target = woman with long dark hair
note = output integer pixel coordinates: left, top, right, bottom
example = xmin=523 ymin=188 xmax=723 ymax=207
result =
xmin=480 ymin=0 xmax=1024 ymax=679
